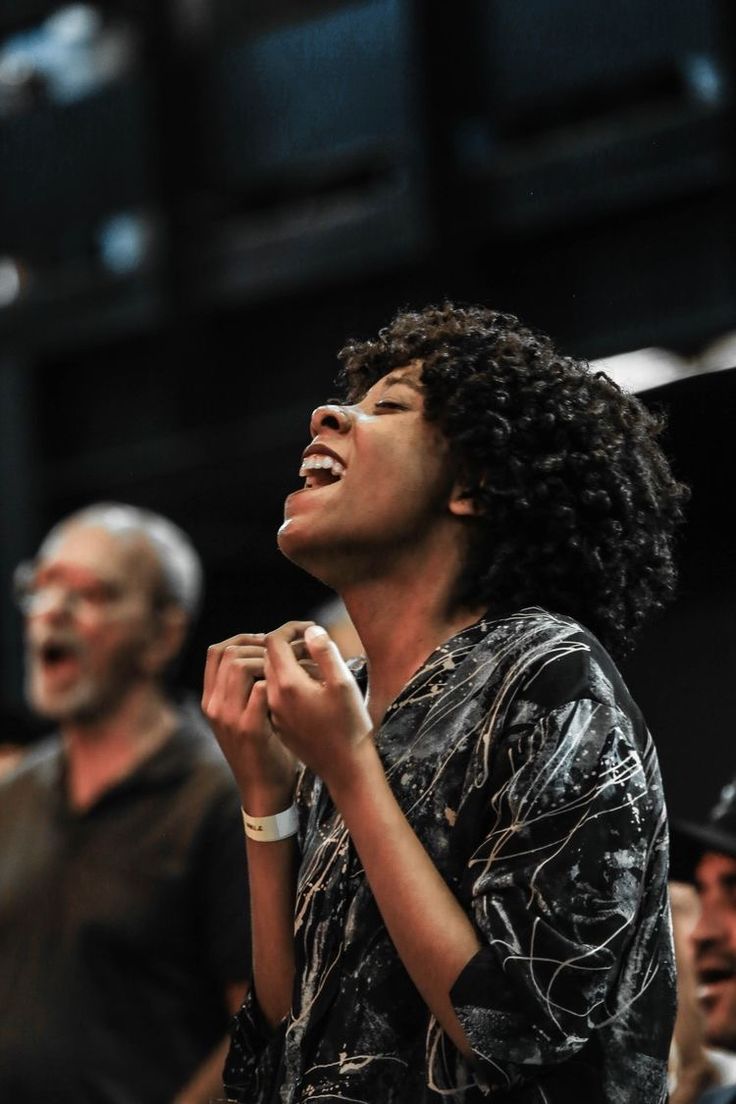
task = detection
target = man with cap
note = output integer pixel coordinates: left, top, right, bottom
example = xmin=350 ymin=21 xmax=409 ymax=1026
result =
xmin=672 ymin=784 xmax=736 ymax=1104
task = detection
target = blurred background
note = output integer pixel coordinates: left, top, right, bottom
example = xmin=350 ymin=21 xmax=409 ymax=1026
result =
xmin=1 ymin=0 xmax=735 ymax=819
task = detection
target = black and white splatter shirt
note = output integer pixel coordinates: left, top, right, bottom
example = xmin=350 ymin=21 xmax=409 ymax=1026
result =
xmin=225 ymin=609 xmax=675 ymax=1103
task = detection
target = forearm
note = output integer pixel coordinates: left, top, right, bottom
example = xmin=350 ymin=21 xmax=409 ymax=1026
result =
xmin=242 ymin=784 xmax=299 ymax=1028
xmin=327 ymin=741 xmax=480 ymax=1056
xmin=172 ymin=1035 xmax=231 ymax=1104
xmin=203 ymin=629 xmax=304 ymax=1030
xmin=172 ymin=979 xmax=248 ymax=1103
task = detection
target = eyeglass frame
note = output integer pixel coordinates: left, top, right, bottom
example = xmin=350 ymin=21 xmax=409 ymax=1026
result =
xmin=12 ymin=558 xmax=171 ymax=620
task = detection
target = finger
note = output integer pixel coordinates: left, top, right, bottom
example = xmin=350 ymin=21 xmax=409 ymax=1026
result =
xmin=203 ymin=633 xmax=265 ymax=705
xmin=244 ymin=677 xmax=271 ymax=732
xmin=290 ymin=639 xmax=309 ymax=662
xmin=298 ymin=659 xmax=321 ymax=682
xmin=265 ymin=621 xmax=316 ymax=685
xmin=222 ymin=645 xmax=265 ymax=660
xmin=302 ymin=624 xmax=350 ymax=687
xmin=207 ymin=653 xmax=261 ymax=714
xmin=219 ymin=646 xmax=265 ymax=685
xmin=269 ymin=620 xmax=315 ymax=643
xmin=223 ymin=657 xmax=267 ymax=726
xmin=208 ymin=656 xmax=265 ymax=724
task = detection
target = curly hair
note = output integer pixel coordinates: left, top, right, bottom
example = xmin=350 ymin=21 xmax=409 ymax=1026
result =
xmin=337 ymin=303 xmax=688 ymax=657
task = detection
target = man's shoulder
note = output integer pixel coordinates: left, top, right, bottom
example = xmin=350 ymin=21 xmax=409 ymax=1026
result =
xmin=0 ymin=733 xmax=61 ymax=787
xmin=698 ymin=1087 xmax=736 ymax=1104
xmin=170 ymin=699 xmax=240 ymax=791
xmin=0 ymin=734 xmax=62 ymax=822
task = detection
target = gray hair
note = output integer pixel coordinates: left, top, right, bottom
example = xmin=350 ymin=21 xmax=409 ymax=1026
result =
xmin=39 ymin=502 xmax=203 ymax=616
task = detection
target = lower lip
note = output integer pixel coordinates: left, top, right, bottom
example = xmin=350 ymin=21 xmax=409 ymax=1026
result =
xmin=285 ymin=481 xmax=337 ymax=505
xmin=697 ymin=979 xmax=735 ymax=1008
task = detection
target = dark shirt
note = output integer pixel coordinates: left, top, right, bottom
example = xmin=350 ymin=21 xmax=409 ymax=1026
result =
xmin=699 ymin=1088 xmax=736 ymax=1104
xmin=701 ymin=1086 xmax=736 ymax=1104
xmin=0 ymin=704 xmax=250 ymax=1103
xmin=225 ymin=609 xmax=675 ymax=1103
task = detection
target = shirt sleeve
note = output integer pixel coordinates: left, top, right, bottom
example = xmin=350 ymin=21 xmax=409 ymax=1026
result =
xmin=429 ymin=691 xmax=668 ymax=1093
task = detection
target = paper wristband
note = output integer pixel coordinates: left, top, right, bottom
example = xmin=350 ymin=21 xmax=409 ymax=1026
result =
xmin=242 ymin=804 xmax=298 ymax=842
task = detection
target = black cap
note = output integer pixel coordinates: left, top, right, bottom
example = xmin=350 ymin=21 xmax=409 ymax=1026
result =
xmin=670 ymin=781 xmax=736 ymax=883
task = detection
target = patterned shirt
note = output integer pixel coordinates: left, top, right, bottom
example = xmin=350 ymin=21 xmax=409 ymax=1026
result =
xmin=225 ymin=609 xmax=676 ymax=1102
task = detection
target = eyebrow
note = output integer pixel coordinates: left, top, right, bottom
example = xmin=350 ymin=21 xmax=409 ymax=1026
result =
xmin=380 ymin=373 xmax=424 ymax=394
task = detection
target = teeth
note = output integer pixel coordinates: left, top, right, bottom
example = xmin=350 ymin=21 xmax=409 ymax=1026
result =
xmin=298 ymin=455 xmax=345 ymax=479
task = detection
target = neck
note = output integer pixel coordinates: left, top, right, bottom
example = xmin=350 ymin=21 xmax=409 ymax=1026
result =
xmin=62 ymin=682 xmax=176 ymax=811
xmin=340 ymin=545 xmax=485 ymax=728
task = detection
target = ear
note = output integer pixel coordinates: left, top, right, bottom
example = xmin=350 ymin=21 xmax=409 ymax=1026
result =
xmin=141 ymin=606 xmax=189 ymax=676
xmin=448 ymin=482 xmax=481 ymax=517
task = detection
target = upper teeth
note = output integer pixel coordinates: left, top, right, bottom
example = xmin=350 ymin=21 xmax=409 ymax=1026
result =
xmin=299 ymin=455 xmax=345 ymax=478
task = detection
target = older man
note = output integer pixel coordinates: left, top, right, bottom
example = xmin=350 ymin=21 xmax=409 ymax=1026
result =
xmin=0 ymin=503 xmax=250 ymax=1103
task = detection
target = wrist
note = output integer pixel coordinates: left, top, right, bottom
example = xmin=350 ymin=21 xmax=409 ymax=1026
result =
xmin=242 ymin=804 xmax=298 ymax=842
xmin=240 ymin=783 xmax=296 ymax=818
xmin=323 ymin=737 xmax=382 ymax=806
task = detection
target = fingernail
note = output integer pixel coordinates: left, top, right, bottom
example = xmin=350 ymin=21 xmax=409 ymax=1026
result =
xmin=304 ymin=625 xmax=328 ymax=643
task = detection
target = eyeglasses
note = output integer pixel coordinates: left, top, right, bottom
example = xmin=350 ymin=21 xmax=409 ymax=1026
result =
xmin=12 ymin=560 xmax=128 ymax=620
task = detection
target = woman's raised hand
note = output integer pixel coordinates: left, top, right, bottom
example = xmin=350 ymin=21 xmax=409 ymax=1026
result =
xmin=203 ymin=628 xmax=305 ymax=814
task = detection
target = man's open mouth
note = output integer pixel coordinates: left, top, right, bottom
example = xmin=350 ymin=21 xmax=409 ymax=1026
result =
xmin=698 ymin=967 xmax=736 ymax=986
xmin=38 ymin=641 xmax=80 ymax=669
xmin=696 ymin=964 xmax=736 ymax=1008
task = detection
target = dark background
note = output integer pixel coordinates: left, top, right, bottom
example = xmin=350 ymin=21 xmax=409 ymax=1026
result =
xmin=1 ymin=0 xmax=735 ymax=819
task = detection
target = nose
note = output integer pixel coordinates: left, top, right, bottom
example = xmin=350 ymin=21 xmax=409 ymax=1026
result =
xmin=309 ymin=403 xmax=352 ymax=437
xmin=690 ymin=897 xmax=728 ymax=955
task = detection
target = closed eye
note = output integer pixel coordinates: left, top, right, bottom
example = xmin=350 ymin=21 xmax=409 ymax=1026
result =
xmin=374 ymin=400 xmax=407 ymax=412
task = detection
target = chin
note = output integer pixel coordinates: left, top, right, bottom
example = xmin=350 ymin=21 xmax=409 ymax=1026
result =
xmin=26 ymin=681 xmax=62 ymax=721
xmin=277 ymin=519 xmax=327 ymax=576
xmin=30 ymin=695 xmax=80 ymax=723
xmin=705 ymin=1010 xmax=736 ymax=1053
xmin=277 ymin=528 xmax=308 ymax=573
xmin=28 ymin=695 xmax=73 ymax=723
xmin=28 ymin=682 xmax=96 ymax=724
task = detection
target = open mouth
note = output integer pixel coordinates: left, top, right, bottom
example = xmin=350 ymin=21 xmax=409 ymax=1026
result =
xmin=42 ymin=642 xmax=74 ymax=664
xmin=37 ymin=640 xmax=82 ymax=676
xmin=698 ymin=967 xmax=736 ymax=986
xmin=298 ymin=454 xmax=345 ymax=489
xmin=696 ymin=966 xmax=736 ymax=1007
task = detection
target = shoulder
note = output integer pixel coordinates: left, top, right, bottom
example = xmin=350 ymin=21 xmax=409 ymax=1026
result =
xmin=0 ymin=734 xmax=61 ymax=791
xmin=471 ymin=607 xmax=640 ymax=717
xmin=698 ymin=1088 xmax=736 ymax=1104
xmin=0 ymin=735 xmax=63 ymax=828
xmin=166 ymin=701 xmax=242 ymax=807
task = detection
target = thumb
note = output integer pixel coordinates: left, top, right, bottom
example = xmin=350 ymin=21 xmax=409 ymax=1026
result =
xmin=303 ymin=624 xmax=347 ymax=685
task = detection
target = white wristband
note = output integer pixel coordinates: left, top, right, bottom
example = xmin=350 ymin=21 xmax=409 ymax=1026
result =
xmin=242 ymin=804 xmax=298 ymax=842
